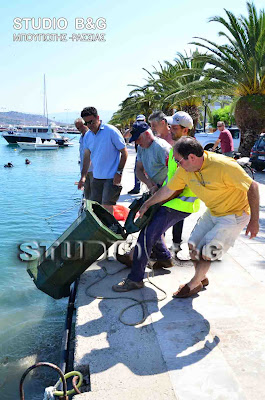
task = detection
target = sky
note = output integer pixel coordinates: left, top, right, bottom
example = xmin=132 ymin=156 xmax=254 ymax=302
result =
xmin=0 ymin=0 xmax=264 ymax=119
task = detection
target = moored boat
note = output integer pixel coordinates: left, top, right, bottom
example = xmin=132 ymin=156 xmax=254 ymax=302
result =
xmin=2 ymin=124 xmax=73 ymax=147
xmin=17 ymin=137 xmax=59 ymax=150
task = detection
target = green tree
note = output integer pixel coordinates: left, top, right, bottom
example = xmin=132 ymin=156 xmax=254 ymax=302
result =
xmin=209 ymin=105 xmax=236 ymax=127
xmin=110 ymin=50 xmax=211 ymax=135
xmin=192 ymin=2 xmax=265 ymax=155
xmin=162 ymin=50 xmax=211 ymax=135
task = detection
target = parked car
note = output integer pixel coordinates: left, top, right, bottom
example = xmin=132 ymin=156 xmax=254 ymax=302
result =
xmin=249 ymin=133 xmax=265 ymax=171
xmin=195 ymin=127 xmax=240 ymax=151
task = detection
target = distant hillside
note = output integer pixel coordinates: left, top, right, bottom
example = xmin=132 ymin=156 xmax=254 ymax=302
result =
xmin=50 ymin=110 xmax=115 ymax=124
xmin=0 ymin=110 xmax=115 ymax=126
xmin=0 ymin=111 xmax=61 ymax=126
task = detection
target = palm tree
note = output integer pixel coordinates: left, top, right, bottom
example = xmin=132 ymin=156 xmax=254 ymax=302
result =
xmin=191 ymin=2 xmax=265 ymax=155
xmin=156 ymin=50 xmax=213 ymax=135
xmin=109 ymin=51 xmax=223 ymax=132
xmin=128 ymin=51 xmax=211 ymax=135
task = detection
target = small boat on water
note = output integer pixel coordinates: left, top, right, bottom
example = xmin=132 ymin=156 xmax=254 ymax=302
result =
xmin=2 ymin=124 xmax=73 ymax=147
xmin=18 ymin=137 xmax=59 ymax=150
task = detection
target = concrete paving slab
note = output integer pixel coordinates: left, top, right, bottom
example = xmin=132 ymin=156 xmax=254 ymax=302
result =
xmin=73 ymin=386 xmax=176 ymax=400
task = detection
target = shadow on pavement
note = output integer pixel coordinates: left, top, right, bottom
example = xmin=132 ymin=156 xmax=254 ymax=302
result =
xmin=77 ymin=264 xmax=219 ymax=377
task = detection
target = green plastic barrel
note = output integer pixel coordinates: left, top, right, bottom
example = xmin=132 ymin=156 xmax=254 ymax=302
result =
xmin=27 ymin=201 xmax=126 ymax=299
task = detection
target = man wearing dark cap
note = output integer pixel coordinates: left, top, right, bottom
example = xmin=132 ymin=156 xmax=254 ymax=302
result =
xmin=115 ymin=121 xmax=174 ymax=274
xmin=130 ymin=121 xmax=171 ymax=191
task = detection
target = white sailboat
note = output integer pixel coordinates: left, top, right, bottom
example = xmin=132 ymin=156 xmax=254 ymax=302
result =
xmin=2 ymin=75 xmax=73 ymax=147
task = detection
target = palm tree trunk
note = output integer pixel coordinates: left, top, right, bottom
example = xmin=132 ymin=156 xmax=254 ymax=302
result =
xmin=182 ymin=105 xmax=200 ymax=137
xmin=235 ymin=95 xmax=265 ymax=156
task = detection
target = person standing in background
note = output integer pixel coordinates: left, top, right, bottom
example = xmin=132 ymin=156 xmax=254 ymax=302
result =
xmin=75 ymin=117 xmax=93 ymax=199
xmin=128 ymin=114 xmax=146 ymax=195
xmin=148 ymin=111 xmax=174 ymax=146
xmin=212 ymin=121 xmax=234 ymax=157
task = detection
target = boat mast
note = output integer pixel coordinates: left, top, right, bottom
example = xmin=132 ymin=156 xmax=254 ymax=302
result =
xmin=43 ymin=74 xmax=49 ymax=125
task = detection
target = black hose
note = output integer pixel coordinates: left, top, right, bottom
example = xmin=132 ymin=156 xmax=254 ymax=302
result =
xmin=59 ymin=279 xmax=79 ymax=376
xmin=19 ymin=362 xmax=68 ymax=400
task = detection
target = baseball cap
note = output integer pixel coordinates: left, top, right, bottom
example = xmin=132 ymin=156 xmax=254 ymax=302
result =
xmin=136 ymin=114 xmax=146 ymax=121
xmin=165 ymin=111 xmax=193 ymax=129
xmin=129 ymin=121 xmax=150 ymax=143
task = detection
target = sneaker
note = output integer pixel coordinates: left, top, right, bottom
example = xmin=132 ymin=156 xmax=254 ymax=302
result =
xmin=152 ymin=258 xmax=174 ymax=269
xmin=116 ymin=253 xmax=133 ymax=267
xmin=112 ymin=278 xmax=144 ymax=292
xmin=128 ymin=188 xmax=140 ymax=194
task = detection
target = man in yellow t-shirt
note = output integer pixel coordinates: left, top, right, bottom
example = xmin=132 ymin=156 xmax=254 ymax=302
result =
xmin=138 ymin=137 xmax=260 ymax=298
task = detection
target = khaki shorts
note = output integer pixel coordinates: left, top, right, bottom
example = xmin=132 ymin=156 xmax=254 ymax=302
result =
xmin=189 ymin=209 xmax=250 ymax=261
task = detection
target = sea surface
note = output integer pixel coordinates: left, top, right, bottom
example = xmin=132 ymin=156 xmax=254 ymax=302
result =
xmin=0 ymin=135 xmax=81 ymax=399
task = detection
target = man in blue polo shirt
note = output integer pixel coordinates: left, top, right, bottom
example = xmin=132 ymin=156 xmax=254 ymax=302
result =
xmin=78 ymin=106 xmax=128 ymax=214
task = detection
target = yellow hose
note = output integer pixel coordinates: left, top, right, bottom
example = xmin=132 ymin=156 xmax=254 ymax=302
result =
xmin=53 ymin=370 xmax=83 ymax=397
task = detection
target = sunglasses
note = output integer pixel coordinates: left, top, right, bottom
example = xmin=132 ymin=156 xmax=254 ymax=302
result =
xmin=173 ymin=156 xmax=184 ymax=166
xmin=84 ymin=119 xmax=95 ymax=126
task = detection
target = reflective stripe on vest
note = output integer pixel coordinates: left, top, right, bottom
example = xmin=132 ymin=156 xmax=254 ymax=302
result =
xmin=162 ymin=148 xmax=200 ymax=213
xmin=178 ymin=195 xmax=198 ymax=202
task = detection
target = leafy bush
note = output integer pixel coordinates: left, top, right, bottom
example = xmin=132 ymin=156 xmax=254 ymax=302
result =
xmin=209 ymin=106 xmax=236 ymax=127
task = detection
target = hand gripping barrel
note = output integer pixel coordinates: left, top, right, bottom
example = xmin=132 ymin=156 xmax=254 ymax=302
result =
xmin=124 ymin=192 xmax=160 ymax=234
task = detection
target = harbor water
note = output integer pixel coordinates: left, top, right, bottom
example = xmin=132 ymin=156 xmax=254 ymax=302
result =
xmin=0 ymin=135 xmax=81 ymax=399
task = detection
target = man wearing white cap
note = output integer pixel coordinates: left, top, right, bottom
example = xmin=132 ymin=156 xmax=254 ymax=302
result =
xmin=165 ymin=111 xmax=195 ymax=257
xmin=166 ymin=110 xmax=194 ymax=138
xmin=147 ymin=110 xmax=194 ymax=257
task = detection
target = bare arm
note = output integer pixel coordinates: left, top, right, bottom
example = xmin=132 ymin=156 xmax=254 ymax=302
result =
xmin=212 ymin=138 xmax=221 ymax=150
xmin=118 ymin=147 xmax=128 ymax=170
xmin=245 ymin=181 xmax=259 ymax=239
xmin=113 ymin=147 xmax=128 ymax=185
xmin=78 ymin=149 xmax=91 ymax=189
xmin=135 ymin=160 xmax=155 ymax=189
xmin=139 ymin=185 xmax=178 ymax=217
